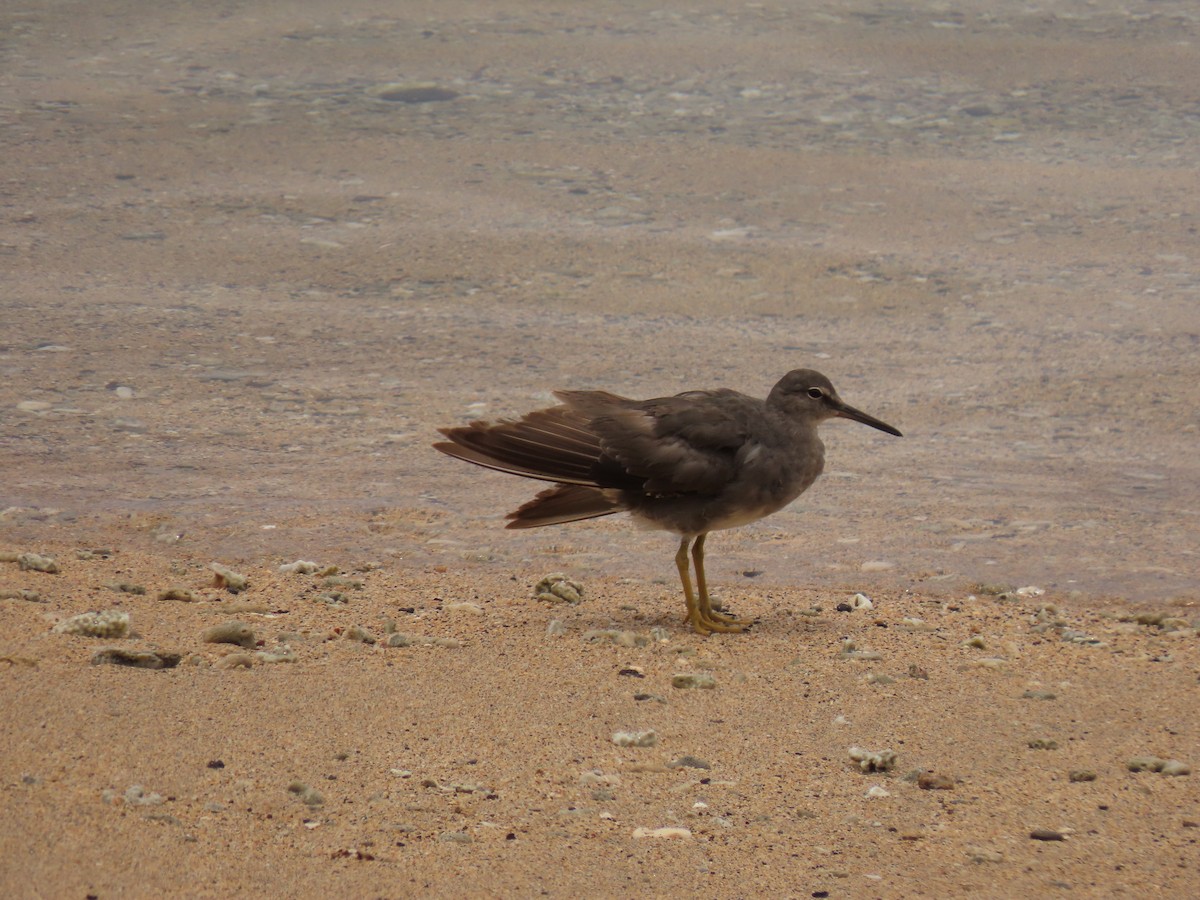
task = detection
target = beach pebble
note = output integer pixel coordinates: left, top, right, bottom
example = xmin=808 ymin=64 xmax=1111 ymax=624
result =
xmin=256 ymin=646 xmax=298 ymax=664
xmin=917 ymin=773 xmax=956 ymax=791
xmin=839 ymin=640 xmax=882 ymax=661
xmin=1021 ymin=689 xmax=1057 ymax=701
xmin=92 ymin=648 xmax=180 ymax=669
xmin=668 ymin=756 xmax=710 ymax=770
xmin=849 ymin=747 xmax=897 ymax=773
xmin=105 ymin=581 xmax=145 ymax=595
xmin=612 ymin=730 xmax=657 ymax=748
xmin=1030 ymin=828 xmax=1066 ymax=841
xmin=344 ymin=625 xmax=376 ymax=644
xmin=632 ymin=826 xmax=691 ymax=839
xmin=0 ymin=588 xmax=44 ymax=602
xmin=201 ymin=621 xmax=256 ymax=648
xmin=314 ymin=592 xmax=348 ymax=606
xmin=672 ymin=673 xmax=716 ymax=690
xmin=1128 ymin=756 xmax=1190 ymax=776
xmin=535 ymin=573 xmax=584 ymax=604
xmin=124 ymin=785 xmax=165 ymax=806
xmin=53 ymin=609 xmax=131 ymax=638
xmin=18 ymin=552 xmax=59 ymax=574
xmin=287 ymin=782 xmax=324 ymax=807
xmin=444 ymin=601 xmax=483 ymax=615
xmin=210 ymin=563 xmax=248 ymax=593
xmin=156 ymin=587 xmax=196 ymax=602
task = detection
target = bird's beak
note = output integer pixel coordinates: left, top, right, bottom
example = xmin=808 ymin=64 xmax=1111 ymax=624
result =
xmin=832 ymin=400 xmax=902 ymax=437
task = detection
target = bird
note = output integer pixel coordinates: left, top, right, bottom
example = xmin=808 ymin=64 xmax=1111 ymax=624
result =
xmin=433 ymin=369 xmax=901 ymax=635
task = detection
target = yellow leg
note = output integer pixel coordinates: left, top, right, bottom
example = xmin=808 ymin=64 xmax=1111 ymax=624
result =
xmin=675 ymin=537 xmax=711 ymax=634
xmin=677 ymin=534 xmax=752 ymax=634
xmin=694 ymin=534 xmax=754 ymax=631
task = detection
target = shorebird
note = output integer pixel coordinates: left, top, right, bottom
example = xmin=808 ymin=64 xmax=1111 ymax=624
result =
xmin=434 ymin=369 xmax=901 ymax=634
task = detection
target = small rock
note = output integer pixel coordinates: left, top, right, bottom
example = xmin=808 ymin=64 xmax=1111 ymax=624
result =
xmin=0 ymin=588 xmax=44 ymax=602
xmin=848 ymin=747 xmax=897 ymax=773
xmin=156 ymin=587 xmax=196 ymax=602
xmin=612 ymin=730 xmax=657 ymax=748
xmin=1028 ymin=738 xmax=1058 ymax=750
xmin=216 ymin=653 xmax=255 ymax=669
xmin=917 ymin=772 xmax=956 ymax=791
xmin=53 ymin=609 xmax=131 ymax=638
xmin=1161 ymin=760 xmax=1192 ymax=777
xmin=201 ymin=621 xmax=256 ymax=648
xmin=1030 ymin=828 xmax=1066 ymax=841
xmin=124 ymin=785 xmax=165 ymax=806
xmin=667 ymin=756 xmax=710 ymax=770
xmin=839 ymin=640 xmax=882 ymax=661
xmin=437 ymin=831 xmax=473 ymax=843
xmin=849 ymin=592 xmax=874 ymax=611
xmin=1068 ymin=770 xmax=1097 ymax=783
xmin=18 ymin=552 xmax=59 ymax=574
xmin=671 ymin=673 xmax=716 ymax=690
xmin=287 ymin=782 xmax=324 ymax=807
xmin=105 ymin=581 xmax=146 ymax=595
xmin=279 ymin=560 xmax=320 ymax=574
xmin=865 ymin=785 xmax=891 ymax=799
xmin=631 ymin=826 xmax=691 ymax=839
xmin=1127 ymin=756 xmax=1167 ymax=773
xmin=535 ymin=573 xmax=584 ymax=604
xmin=323 ymin=575 xmax=363 ymax=590
xmin=92 ymin=648 xmax=180 ymax=669
xmin=907 ymin=665 xmax=929 ymax=680
xmin=344 ymin=625 xmax=376 ymax=644
xmin=256 ymin=646 xmax=298 ymax=664
xmin=546 ymin=619 xmax=566 ymax=636
xmin=210 ymin=563 xmax=248 ymax=593
xmin=444 ymin=601 xmax=483 ymax=615
xmin=1021 ymin=690 xmax=1057 ymax=701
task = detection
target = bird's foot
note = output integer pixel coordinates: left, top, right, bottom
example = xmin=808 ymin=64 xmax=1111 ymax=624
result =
xmin=687 ymin=609 xmax=753 ymax=635
xmin=706 ymin=607 xmax=755 ymax=627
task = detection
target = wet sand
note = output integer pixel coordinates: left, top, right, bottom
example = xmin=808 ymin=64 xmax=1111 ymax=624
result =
xmin=2 ymin=1 xmax=1198 ymax=897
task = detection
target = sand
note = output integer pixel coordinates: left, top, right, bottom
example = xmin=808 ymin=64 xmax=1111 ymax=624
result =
xmin=2 ymin=1 xmax=1198 ymax=897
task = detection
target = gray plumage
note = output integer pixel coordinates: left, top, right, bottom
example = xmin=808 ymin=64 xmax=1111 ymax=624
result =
xmin=434 ymin=369 xmax=900 ymax=634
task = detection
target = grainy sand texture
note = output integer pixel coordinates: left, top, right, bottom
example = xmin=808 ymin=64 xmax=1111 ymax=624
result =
xmin=2 ymin=2 xmax=1198 ymax=897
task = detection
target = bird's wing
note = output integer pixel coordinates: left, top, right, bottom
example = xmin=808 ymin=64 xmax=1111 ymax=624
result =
xmin=435 ymin=403 xmax=644 ymax=490
xmin=561 ymin=388 xmax=756 ymax=496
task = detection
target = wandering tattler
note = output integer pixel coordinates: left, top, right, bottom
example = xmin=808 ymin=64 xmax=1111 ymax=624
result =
xmin=434 ymin=369 xmax=901 ymax=634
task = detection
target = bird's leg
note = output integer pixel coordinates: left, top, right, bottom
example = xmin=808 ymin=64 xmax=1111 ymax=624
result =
xmin=675 ymin=537 xmax=713 ymax=635
xmin=692 ymin=534 xmax=752 ymax=633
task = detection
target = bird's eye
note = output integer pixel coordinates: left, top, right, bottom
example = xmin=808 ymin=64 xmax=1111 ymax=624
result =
xmin=806 ymin=387 xmax=825 ymax=399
